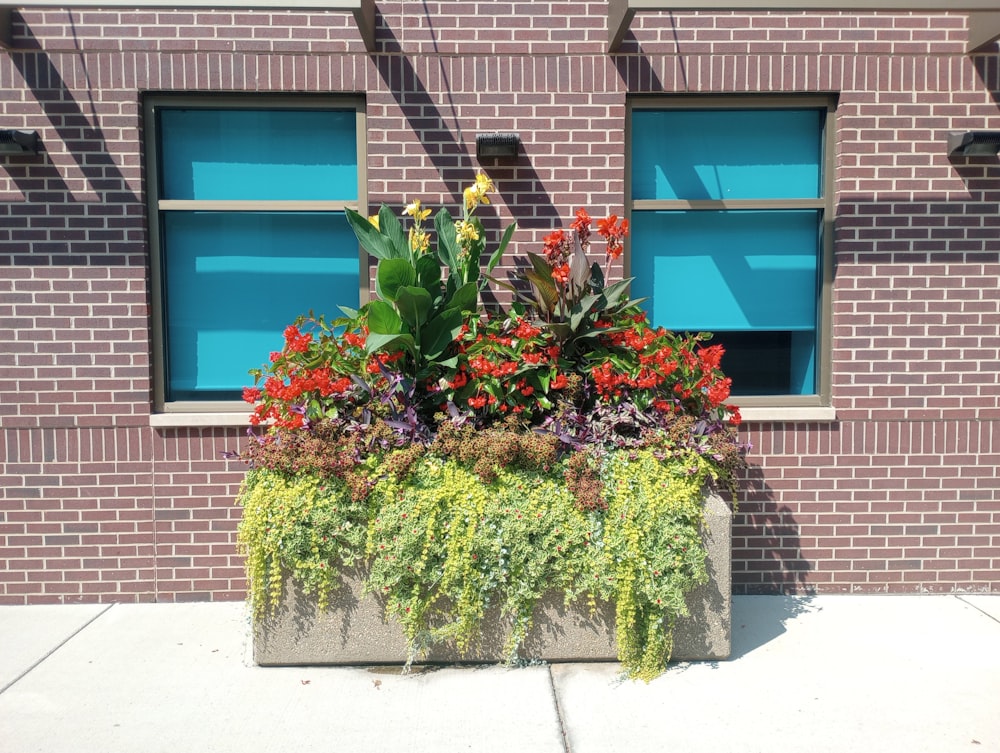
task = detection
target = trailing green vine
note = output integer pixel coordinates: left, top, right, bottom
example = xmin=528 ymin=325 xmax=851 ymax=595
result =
xmin=236 ymin=445 xmax=719 ymax=681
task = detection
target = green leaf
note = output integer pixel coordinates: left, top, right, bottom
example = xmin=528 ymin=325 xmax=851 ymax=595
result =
xmin=569 ymin=293 xmax=601 ymax=332
xmin=378 ymin=205 xmax=409 ymax=260
xmin=414 ymin=254 xmax=443 ymax=298
xmin=346 ymin=207 xmax=397 ymax=261
xmin=589 ymin=262 xmax=605 ymax=294
xmin=602 ymin=278 xmax=634 ymax=306
xmin=376 ymin=258 xmax=417 ymax=303
xmin=395 ymin=286 xmax=433 ymax=330
xmin=338 ymin=305 xmax=359 ymax=318
xmin=449 ymin=281 xmax=479 ymax=314
xmin=482 ymin=222 xmax=516 ymax=288
xmin=527 ymin=251 xmax=553 ymax=279
xmin=420 ymin=308 xmax=464 ymax=360
xmin=367 ymin=300 xmax=403 ymax=335
xmin=434 ymin=208 xmax=461 ymax=276
xmin=366 ymin=332 xmax=416 ymax=358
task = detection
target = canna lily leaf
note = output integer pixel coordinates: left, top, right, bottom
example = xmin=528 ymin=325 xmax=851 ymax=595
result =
xmin=346 ymin=207 xmax=398 ymax=261
xmin=365 ymin=332 xmax=416 ymax=358
xmin=376 ymin=258 xmax=417 ymax=303
xmin=449 ymin=281 xmax=479 ymax=314
xmin=378 ymin=205 xmax=409 ymax=260
xmin=395 ymin=286 xmax=433 ymax=330
xmin=420 ymin=308 xmax=464 ymax=360
xmin=366 ymin=300 xmax=403 ymax=335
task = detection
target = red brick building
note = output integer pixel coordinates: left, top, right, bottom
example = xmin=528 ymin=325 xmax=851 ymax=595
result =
xmin=1 ymin=1 xmax=998 ymax=603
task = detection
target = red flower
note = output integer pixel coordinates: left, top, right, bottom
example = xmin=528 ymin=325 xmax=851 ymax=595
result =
xmin=550 ymin=373 xmax=569 ymax=390
xmin=551 ymin=264 xmax=570 ymax=284
xmin=242 ymin=386 xmax=262 ymax=404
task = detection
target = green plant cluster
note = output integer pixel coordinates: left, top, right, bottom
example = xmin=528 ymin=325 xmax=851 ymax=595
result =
xmin=236 ymin=442 xmax=719 ymax=681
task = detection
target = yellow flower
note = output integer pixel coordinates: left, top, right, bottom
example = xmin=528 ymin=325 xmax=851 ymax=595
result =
xmin=463 ymin=186 xmax=478 ymax=212
xmin=463 ymin=172 xmax=495 ymax=211
xmin=368 ymin=214 xmax=380 ymax=230
xmin=475 ymin=173 xmax=494 ymax=203
xmin=409 ymin=227 xmax=430 ymax=254
xmin=403 ymin=199 xmax=431 ymax=222
xmin=455 ymin=220 xmax=480 ymax=243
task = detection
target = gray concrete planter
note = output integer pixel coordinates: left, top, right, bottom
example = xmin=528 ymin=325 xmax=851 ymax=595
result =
xmin=254 ymin=493 xmax=731 ymax=666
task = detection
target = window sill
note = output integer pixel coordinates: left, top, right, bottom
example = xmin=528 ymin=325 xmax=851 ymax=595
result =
xmin=737 ymin=405 xmax=837 ymax=423
xmin=150 ymin=412 xmax=252 ymax=428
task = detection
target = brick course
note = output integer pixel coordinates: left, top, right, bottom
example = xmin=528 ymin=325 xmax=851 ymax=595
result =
xmin=1 ymin=2 xmax=997 ymax=602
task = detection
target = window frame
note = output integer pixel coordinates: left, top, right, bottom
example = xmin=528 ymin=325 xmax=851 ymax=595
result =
xmin=143 ymin=93 xmax=368 ymax=418
xmin=625 ymin=94 xmax=836 ymax=411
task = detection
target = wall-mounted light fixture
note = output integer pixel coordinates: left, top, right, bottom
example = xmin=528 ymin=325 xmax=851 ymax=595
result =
xmin=947 ymin=130 xmax=1000 ymax=157
xmin=0 ymin=129 xmax=39 ymax=155
xmin=476 ymin=132 xmax=520 ymax=161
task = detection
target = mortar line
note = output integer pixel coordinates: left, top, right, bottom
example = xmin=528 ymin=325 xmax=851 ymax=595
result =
xmin=0 ymin=604 xmax=115 ymax=696
xmin=956 ymin=594 xmax=1000 ymax=625
xmin=547 ymin=665 xmax=572 ymax=753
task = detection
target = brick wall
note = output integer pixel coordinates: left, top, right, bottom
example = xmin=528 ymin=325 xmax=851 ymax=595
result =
xmin=1 ymin=2 xmax=997 ymax=603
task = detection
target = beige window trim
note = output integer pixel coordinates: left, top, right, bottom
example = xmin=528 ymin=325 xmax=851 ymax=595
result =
xmin=609 ymin=1 xmax=1000 ymax=54
xmin=0 ymin=0 xmax=375 ymax=50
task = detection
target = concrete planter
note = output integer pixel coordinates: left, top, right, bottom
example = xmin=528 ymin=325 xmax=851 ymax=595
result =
xmin=254 ymin=493 xmax=731 ymax=666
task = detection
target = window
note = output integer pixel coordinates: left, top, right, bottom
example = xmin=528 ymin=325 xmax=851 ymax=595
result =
xmin=144 ymin=95 xmax=366 ymax=412
xmin=628 ymin=98 xmax=834 ymax=403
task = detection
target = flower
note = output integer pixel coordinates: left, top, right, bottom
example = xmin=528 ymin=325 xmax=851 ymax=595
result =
xmin=403 ymin=199 xmax=431 ymax=222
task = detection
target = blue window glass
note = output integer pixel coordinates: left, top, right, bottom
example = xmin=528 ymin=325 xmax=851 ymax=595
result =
xmin=163 ymin=212 xmax=359 ymax=400
xmin=155 ymin=104 xmax=360 ymax=402
xmin=630 ymin=107 xmax=825 ymax=397
xmin=160 ymin=109 xmax=358 ymax=201
xmin=631 ymin=109 xmax=823 ymax=201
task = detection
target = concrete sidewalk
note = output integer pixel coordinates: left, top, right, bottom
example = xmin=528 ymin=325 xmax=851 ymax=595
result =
xmin=1 ymin=595 xmax=998 ymax=753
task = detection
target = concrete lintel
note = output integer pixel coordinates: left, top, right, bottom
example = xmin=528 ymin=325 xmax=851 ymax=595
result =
xmin=0 ymin=0 xmax=376 ymax=51
xmin=609 ymin=1 xmax=1000 ymax=53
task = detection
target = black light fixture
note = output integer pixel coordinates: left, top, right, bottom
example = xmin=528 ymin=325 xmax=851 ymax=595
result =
xmin=947 ymin=130 xmax=1000 ymax=157
xmin=476 ymin=132 xmax=520 ymax=161
xmin=0 ymin=129 xmax=40 ymax=155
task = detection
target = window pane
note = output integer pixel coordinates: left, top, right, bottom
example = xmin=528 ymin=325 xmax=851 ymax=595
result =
xmin=631 ymin=109 xmax=823 ymax=200
xmin=703 ymin=331 xmax=816 ymax=396
xmin=630 ymin=210 xmax=820 ymax=332
xmin=159 ymin=109 xmax=358 ymax=201
xmin=163 ymin=212 xmax=359 ymax=400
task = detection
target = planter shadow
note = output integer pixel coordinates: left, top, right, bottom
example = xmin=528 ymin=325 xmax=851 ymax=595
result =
xmin=254 ymin=493 xmax=732 ymax=666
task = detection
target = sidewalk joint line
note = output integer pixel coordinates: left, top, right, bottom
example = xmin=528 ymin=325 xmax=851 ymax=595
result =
xmin=547 ymin=665 xmax=572 ymax=753
xmin=0 ymin=603 xmax=116 ymax=696
xmin=956 ymin=594 xmax=1000 ymax=625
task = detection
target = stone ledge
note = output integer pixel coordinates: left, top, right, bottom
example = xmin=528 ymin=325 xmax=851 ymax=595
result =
xmin=254 ymin=493 xmax=731 ymax=665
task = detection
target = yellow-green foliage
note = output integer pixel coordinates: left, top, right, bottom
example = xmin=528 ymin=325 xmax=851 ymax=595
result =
xmin=236 ymin=447 xmax=717 ymax=680
xmin=236 ymin=469 xmax=367 ymax=620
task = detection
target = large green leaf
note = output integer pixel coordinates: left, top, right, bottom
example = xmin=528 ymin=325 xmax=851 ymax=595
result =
xmin=414 ymin=254 xmax=443 ymax=299
xmin=376 ymin=258 xmax=417 ymax=303
xmin=487 ymin=222 xmax=517 ymax=276
xmin=346 ymin=207 xmax=397 ymax=261
xmin=365 ymin=332 xmax=415 ymax=358
xmin=602 ymin=278 xmax=634 ymax=306
xmin=420 ymin=308 xmax=464 ymax=360
xmin=378 ymin=205 xmax=409 ymax=260
xmin=569 ymin=293 xmax=601 ymax=333
xmin=367 ymin=300 xmax=403 ymax=335
xmin=395 ymin=286 xmax=433 ymax=330
xmin=434 ymin=208 xmax=461 ymax=276
xmin=449 ymin=281 xmax=479 ymax=314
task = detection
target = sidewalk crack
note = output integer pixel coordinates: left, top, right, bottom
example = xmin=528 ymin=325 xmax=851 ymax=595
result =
xmin=547 ymin=665 xmax=572 ymax=753
xmin=0 ymin=604 xmax=115 ymax=695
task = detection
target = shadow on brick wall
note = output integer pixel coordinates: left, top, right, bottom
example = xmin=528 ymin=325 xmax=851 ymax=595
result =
xmin=3 ymin=33 xmax=144 ymax=267
xmin=733 ymin=459 xmax=814 ymax=596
